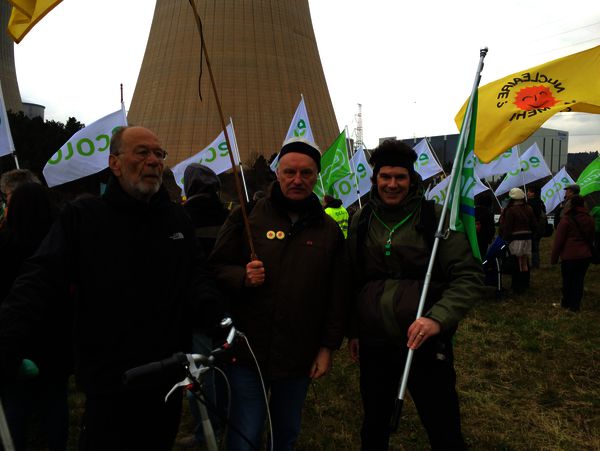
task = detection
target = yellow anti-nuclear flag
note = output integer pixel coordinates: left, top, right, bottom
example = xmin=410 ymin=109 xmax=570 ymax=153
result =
xmin=8 ymin=0 xmax=63 ymax=44
xmin=455 ymin=45 xmax=600 ymax=163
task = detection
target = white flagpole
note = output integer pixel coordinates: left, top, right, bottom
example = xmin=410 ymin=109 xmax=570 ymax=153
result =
xmin=391 ymin=47 xmax=489 ymax=432
xmin=515 ymin=144 xmax=527 ymax=195
xmin=484 ymin=179 xmax=503 ymax=209
xmin=0 ymin=82 xmax=19 ymax=169
xmin=120 ymin=84 xmax=128 ymax=125
xmin=229 ymin=118 xmax=250 ymax=203
xmin=345 ymin=125 xmax=362 ymax=208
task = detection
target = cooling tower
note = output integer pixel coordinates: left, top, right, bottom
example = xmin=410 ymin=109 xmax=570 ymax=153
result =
xmin=128 ymin=0 xmax=338 ymax=165
xmin=0 ymin=1 xmax=23 ymax=113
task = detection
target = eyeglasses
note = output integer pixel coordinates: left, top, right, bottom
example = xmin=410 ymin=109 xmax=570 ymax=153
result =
xmin=117 ymin=147 xmax=168 ymax=161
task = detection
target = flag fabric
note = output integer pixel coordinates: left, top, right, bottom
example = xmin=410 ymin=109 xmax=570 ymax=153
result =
xmin=474 ymin=146 xmax=520 ymax=179
xmin=494 ymin=143 xmax=551 ymax=197
xmin=270 ymin=96 xmax=315 ymax=172
xmin=314 ymin=130 xmax=351 ymax=198
xmin=0 ymin=83 xmax=15 ymax=158
xmin=172 ymin=122 xmax=239 ymax=195
xmin=330 ymin=147 xmax=373 ymax=208
xmin=455 ymin=45 xmax=600 ymax=163
xmin=576 ymin=157 xmax=600 ymax=197
xmin=8 ymin=0 xmax=63 ymax=44
xmin=448 ymin=92 xmax=482 ymax=261
xmin=413 ymin=139 xmax=443 ymax=180
xmin=426 ymin=174 xmax=488 ymax=206
xmin=43 ymin=109 xmax=127 ymax=187
xmin=541 ymin=167 xmax=575 ymax=214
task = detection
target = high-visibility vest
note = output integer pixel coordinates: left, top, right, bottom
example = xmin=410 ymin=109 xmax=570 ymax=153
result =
xmin=325 ymin=206 xmax=349 ymax=238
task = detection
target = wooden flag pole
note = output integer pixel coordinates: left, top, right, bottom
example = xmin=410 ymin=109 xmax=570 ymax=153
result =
xmin=188 ymin=0 xmax=256 ymax=259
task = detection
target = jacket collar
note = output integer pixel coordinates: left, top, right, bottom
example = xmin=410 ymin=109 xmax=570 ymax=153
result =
xmin=103 ymin=174 xmax=171 ymax=211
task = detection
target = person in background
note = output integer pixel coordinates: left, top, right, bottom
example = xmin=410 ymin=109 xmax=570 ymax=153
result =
xmin=0 ymin=169 xmax=41 ymax=229
xmin=178 ymin=163 xmax=230 ymax=448
xmin=323 ymin=194 xmax=350 ymax=238
xmin=0 ymin=182 xmax=71 ymax=451
xmin=551 ymin=195 xmax=595 ymax=312
xmin=499 ymin=188 xmax=537 ymax=294
xmin=526 ymin=185 xmax=547 ymax=269
xmin=553 ymin=183 xmax=580 ymax=228
xmin=475 ymin=191 xmax=496 ymax=260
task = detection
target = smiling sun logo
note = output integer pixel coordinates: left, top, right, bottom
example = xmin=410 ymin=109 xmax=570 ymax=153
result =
xmin=514 ymin=85 xmax=559 ymax=111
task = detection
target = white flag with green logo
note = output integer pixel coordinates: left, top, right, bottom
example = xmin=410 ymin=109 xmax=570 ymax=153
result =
xmin=494 ymin=143 xmax=551 ymax=197
xmin=474 ymin=146 xmax=520 ymax=179
xmin=172 ymin=122 xmax=239 ymax=194
xmin=541 ymin=167 xmax=575 ymax=214
xmin=43 ymin=108 xmax=127 ymax=187
xmin=413 ymin=139 xmax=442 ymax=180
xmin=331 ymin=147 xmax=373 ymax=208
xmin=270 ymin=96 xmax=315 ymax=172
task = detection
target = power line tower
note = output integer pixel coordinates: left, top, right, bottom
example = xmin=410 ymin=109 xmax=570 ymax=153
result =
xmin=353 ymin=103 xmax=364 ymax=150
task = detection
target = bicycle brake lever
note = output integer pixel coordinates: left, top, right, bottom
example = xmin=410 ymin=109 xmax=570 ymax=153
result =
xmin=165 ymin=377 xmax=193 ymax=403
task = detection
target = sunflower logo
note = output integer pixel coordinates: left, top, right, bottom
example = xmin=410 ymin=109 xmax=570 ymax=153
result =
xmin=514 ymin=85 xmax=559 ymax=111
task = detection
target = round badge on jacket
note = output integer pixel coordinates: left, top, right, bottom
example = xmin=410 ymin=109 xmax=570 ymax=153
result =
xmin=266 ymin=230 xmax=276 ymax=240
xmin=276 ymin=231 xmax=286 ymax=240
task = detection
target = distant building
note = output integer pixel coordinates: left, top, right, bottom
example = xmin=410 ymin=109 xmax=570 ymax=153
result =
xmin=0 ymin=1 xmax=23 ymax=113
xmin=22 ymin=102 xmax=45 ymax=120
xmin=399 ymin=127 xmax=568 ymax=174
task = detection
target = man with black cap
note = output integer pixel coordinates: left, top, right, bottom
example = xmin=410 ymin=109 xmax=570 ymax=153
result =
xmin=346 ymin=139 xmax=483 ymax=450
xmin=210 ymin=137 xmax=347 ymax=450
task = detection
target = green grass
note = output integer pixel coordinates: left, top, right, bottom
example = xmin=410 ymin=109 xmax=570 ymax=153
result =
xmin=26 ymin=240 xmax=600 ymax=450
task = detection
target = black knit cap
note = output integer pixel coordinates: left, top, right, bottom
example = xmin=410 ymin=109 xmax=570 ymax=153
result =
xmin=369 ymin=139 xmax=417 ymax=177
xmin=278 ymin=137 xmax=321 ymax=172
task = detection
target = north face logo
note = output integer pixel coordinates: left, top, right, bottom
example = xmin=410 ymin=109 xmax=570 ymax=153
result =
xmin=169 ymin=232 xmax=184 ymax=240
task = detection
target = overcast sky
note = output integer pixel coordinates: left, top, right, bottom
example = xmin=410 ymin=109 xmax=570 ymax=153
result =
xmin=13 ymin=0 xmax=600 ymax=153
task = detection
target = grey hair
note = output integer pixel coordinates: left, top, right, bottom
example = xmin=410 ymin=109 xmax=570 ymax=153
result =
xmin=109 ymin=126 xmax=131 ymax=156
xmin=0 ymin=169 xmax=41 ymax=194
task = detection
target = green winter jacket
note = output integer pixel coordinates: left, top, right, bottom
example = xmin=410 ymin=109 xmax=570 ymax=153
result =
xmin=347 ymin=186 xmax=483 ymax=342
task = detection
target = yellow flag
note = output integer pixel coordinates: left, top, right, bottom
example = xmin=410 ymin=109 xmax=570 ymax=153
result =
xmin=8 ymin=0 xmax=62 ymax=44
xmin=455 ymin=45 xmax=600 ymax=163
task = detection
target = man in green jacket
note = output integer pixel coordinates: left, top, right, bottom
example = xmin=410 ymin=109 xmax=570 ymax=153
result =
xmin=347 ymin=140 xmax=483 ymax=451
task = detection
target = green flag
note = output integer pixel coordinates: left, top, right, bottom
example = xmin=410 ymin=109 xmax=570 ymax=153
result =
xmin=315 ymin=130 xmax=351 ymax=198
xmin=448 ymin=91 xmax=481 ymax=261
xmin=576 ymin=156 xmax=600 ymax=197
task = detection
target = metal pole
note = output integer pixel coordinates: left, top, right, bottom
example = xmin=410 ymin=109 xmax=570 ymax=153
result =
xmin=390 ymin=47 xmax=489 ymax=432
xmin=230 ymin=118 xmax=250 ymax=202
xmin=346 ymin=126 xmax=362 ymax=209
xmin=0 ymin=399 xmax=15 ymax=451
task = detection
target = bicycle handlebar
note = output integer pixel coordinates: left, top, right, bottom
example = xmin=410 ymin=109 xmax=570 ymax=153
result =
xmin=123 ymin=317 xmax=239 ymax=385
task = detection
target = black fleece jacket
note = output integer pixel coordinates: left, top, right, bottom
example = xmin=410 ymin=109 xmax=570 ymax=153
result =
xmin=0 ymin=176 xmax=223 ymax=395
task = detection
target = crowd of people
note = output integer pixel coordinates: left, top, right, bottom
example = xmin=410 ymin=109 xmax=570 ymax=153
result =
xmin=0 ymin=127 xmax=596 ymax=451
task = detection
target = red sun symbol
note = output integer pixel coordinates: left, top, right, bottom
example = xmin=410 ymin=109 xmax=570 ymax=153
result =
xmin=514 ymin=86 xmax=559 ymax=111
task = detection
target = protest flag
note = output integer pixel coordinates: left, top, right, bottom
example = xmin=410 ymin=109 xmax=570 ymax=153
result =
xmin=8 ymin=0 xmax=62 ymax=43
xmin=43 ymin=108 xmax=127 ymax=187
xmin=391 ymin=48 xmax=489 ymax=435
xmin=494 ymin=143 xmax=552 ymax=197
xmin=541 ymin=167 xmax=575 ymax=214
xmin=315 ymin=130 xmax=351 ymax=198
xmin=413 ymin=139 xmax=443 ymax=180
xmin=455 ymin=45 xmax=600 ymax=163
xmin=270 ymin=95 xmax=315 ymax=172
xmin=0 ymin=82 xmax=17 ymax=165
xmin=576 ymin=157 xmax=600 ymax=197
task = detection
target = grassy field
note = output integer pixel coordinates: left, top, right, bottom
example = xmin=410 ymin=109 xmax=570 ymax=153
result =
xmin=28 ymin=239 xmax=600 ymax=450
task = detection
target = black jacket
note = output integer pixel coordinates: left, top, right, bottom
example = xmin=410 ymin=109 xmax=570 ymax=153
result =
xmin=0 ymin=177 xmax=222 ymax=394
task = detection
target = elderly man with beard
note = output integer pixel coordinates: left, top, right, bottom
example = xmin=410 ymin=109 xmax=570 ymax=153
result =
xmin=209 ymin=137 xmax=347 ymax=451
xmin=0 ymin=126 xmax=223 ymax=450
xmin=346 ymin=140 xmax=483 ymax=451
